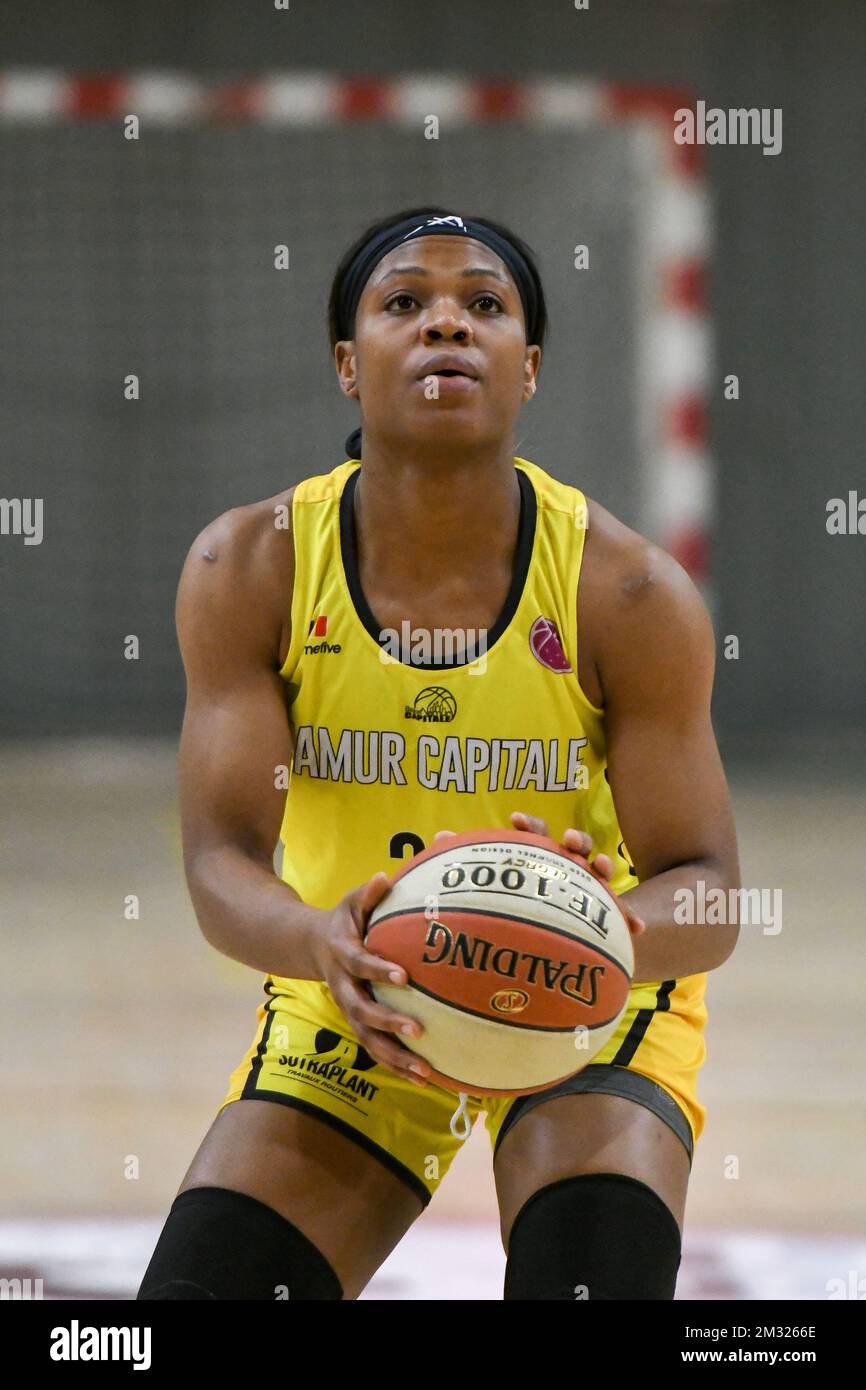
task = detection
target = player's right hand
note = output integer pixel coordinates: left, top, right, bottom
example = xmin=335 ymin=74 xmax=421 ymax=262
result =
xmin=308 ymin=872 xmax=432 ymax=1086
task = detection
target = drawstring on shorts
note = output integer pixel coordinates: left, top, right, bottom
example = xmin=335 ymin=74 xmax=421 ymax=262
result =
xmin=449 ymin=1090 xmax=472 ymax=1141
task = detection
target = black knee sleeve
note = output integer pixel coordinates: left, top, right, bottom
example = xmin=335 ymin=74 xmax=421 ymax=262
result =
xmin=136 ymin=1185 xmax=343 ymax=1301
xmin=504 ymin=1172 xmax=682 ymax=1300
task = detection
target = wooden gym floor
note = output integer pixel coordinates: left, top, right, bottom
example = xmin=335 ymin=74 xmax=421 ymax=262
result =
xmin=2 ymin=737 xmax=864 ymax=1298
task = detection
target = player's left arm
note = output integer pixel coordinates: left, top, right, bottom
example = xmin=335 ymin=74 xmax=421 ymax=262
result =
xmin=596 ymin=540 xmax=741 ymax=981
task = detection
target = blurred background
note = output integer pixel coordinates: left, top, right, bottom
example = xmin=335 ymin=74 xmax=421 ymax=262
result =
xmin=1 ymin=0 xmax=864 ymax=1299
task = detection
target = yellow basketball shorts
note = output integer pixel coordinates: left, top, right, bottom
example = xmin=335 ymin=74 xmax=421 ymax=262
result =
xmin=218 ymin=976 xmax=707 ymax=1208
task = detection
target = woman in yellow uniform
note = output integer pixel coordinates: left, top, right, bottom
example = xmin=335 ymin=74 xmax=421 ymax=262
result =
xmin=138 ymin=207 xmax=740 ymax=1301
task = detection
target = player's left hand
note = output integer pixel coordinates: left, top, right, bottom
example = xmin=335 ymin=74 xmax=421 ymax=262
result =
xmin=508 ymin=810 xmax=614 ymax=882
xmin=509 ymin=811 xmax=645 ymax=938
xmin=432 ymin=813 xmax=645 ymax=938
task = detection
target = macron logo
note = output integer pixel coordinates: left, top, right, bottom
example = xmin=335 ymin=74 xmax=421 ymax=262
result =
xmin=305 ymin=614 xmax=341 ymax=655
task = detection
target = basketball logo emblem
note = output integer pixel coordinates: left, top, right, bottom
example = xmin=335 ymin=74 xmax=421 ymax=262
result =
xmin=407 ymin=686 xmax=458 ymax=722
xmin=529 ymin=616 xmax=572 ymax=673
xmin=491 ymin=989 xmax=530 ymax=1014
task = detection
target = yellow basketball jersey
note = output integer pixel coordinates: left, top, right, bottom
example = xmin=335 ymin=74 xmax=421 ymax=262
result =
xmin=270 ymin=456 xmax=706 ymax=1049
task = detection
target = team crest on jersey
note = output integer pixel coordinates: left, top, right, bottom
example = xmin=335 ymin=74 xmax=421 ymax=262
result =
xmin=529 ymin=616 xmax=572 ymax=673
xmin=404 ymin=686 xmax=458 ymax=722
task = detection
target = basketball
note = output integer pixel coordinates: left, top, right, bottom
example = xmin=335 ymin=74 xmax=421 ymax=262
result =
xmin=365 ymin=829 xmax=637 ymax=1096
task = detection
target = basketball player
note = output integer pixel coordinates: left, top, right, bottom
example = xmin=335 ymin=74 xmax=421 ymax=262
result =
xmin=137 ymin=207 xmax=740 ymax=1302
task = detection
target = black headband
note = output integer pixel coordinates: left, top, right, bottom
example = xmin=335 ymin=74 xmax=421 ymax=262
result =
xmin=336 ymin=212 xmax=542 ymax=459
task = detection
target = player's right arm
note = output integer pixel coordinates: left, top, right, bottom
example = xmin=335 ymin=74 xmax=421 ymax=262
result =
xmin=175 ymin=499 xmax=431 ymax=1082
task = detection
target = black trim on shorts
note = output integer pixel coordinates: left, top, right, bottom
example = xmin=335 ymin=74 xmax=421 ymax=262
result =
xmin=236 ymin=996 xmax=431 ymax=1206
xmin=491 ymin=1062 xmax=694 ymax=1167
xmin=610 ymin=979 xmax=676 ymax=1066
xmin=231 ymin=1090 xmax=433 ymax=1209
xmin=339 ymin=463 xmax=538 ymax=671
xmin=240 ymin=997 xmax=278 ymax=1100
xmin=237 ymin=993 xmax=431 ymax=1207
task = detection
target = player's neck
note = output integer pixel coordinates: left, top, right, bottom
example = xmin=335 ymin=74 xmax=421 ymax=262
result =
xmin=352 ymin=439 xmax=523 ymax=589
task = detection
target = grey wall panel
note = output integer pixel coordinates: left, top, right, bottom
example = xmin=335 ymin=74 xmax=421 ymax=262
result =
xmin=1 ymin=0 xmax=863 ymax=736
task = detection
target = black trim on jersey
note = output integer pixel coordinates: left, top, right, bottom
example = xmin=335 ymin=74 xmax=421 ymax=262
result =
xmin=610 ymin=979 xmax=676 ymax=1067
xmin=339 ymin=463 xmax=538 ymax=671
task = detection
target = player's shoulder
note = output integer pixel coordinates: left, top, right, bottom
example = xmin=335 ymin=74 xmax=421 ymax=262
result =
xmin=184 ymin=483 xmax=298 ymax=580
xmin=583 ymin=494 xmax=706 ymax=620
xmin=579 ymin=498 xmax=715 ymax=699
xmin=176 ymin=484 xmax=303 ymax=653
xmin=176 ymin=484 xmax=307 ymax=668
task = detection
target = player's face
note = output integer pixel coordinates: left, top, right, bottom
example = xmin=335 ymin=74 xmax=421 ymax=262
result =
xmin=337 ymin=236 xmax=540 ymax=453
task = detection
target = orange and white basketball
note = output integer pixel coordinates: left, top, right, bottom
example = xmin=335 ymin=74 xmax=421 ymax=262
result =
xmin=365 ymin=828 xmax=637 ymax=1096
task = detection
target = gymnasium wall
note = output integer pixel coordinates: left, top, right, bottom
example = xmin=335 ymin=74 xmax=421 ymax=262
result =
xmin=1 ymin=0 xmax=863 ymax=743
